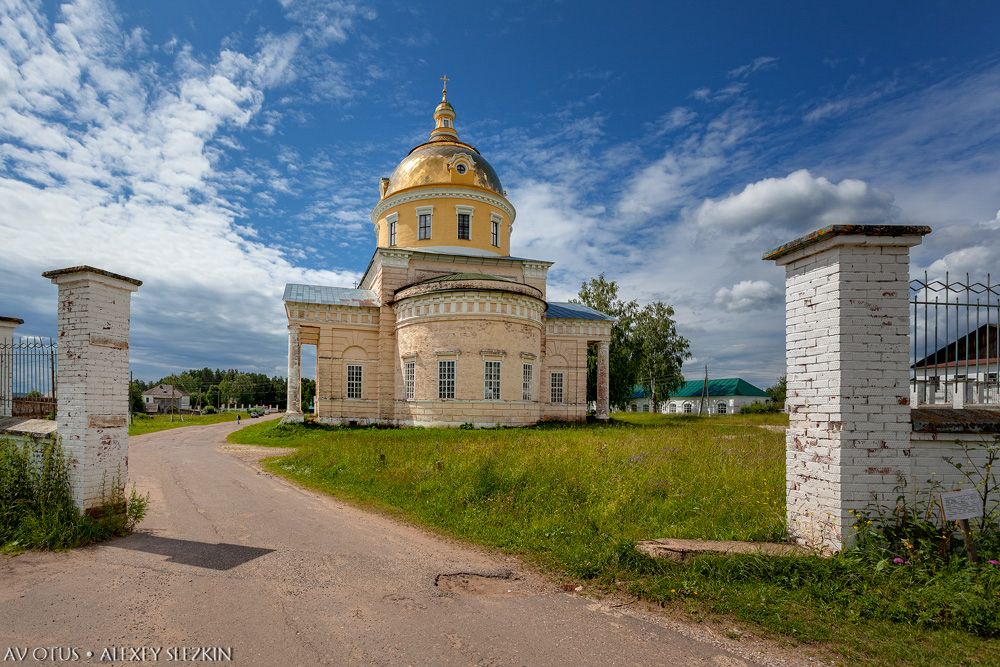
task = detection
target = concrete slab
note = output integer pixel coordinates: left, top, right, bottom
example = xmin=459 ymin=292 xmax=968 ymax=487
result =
xmin=636 ymin=538 xmax=812 ymax=563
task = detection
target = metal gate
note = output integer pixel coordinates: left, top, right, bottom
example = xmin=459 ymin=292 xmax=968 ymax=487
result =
xmin=0 ymin=336 xmax=57 ymax=418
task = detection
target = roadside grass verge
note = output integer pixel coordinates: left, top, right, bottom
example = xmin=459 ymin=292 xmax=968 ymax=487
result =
xmin=129 ymin=412 xmax=246 ymax=436
xmin=1 ymin=438 xmax=147 ymax=553
xmin=229 ymin=414 xmax=1000 ymax=665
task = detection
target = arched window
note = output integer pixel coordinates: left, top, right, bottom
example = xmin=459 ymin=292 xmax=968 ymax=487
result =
xmin=668 ymin=403 xmax=677 ymax=414
xmin=683 ymin=402 xmax=693 ymax=414
xmin=717 ymin=402 xmax=727 ymax=414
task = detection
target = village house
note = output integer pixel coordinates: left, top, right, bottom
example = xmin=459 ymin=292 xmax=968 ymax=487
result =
xmin=141 ymin=383 xmax=190 ymax=413
xmin=628 ymin=378 xmax=770 ymax=414
xmin=911 ymin=322 xmax=1000 ymax=406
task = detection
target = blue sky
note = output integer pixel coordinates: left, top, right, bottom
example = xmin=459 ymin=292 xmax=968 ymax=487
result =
xmin=2 ymin=0 xmax=999 ymax=389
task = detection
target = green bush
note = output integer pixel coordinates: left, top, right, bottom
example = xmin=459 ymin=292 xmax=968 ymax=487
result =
xmin=202 ymin=405 xmax=217 ymax=414
xmin=740 ymin=401 xmax=781 ymax=414
xmin=0 ymin=438 xmax=147 ymax=552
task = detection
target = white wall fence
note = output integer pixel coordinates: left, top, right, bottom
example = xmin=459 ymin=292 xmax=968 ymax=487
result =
xmin=1 ymin=266 xmax=141 ymax=512
xmin=765 ymin=225 xmax=997 ymax=552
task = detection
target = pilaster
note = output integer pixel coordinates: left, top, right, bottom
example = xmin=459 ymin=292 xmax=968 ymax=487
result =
xmin=42 ymin=266 xmax=141 ymax=511
xmin=764 ymin=225 xmax=930 ymax=551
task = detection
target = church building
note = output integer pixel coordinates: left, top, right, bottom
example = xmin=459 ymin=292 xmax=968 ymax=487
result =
xmin=282 ymin=82 xmax=613 ymax=427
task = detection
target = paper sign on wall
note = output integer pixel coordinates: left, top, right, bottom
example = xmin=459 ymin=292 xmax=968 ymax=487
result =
xmin=941 ymin=489 xmax=982 ymax=521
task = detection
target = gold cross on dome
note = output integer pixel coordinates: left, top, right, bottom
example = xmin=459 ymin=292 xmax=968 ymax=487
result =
xmin=440 ymin=74 xmax=448 ymax=95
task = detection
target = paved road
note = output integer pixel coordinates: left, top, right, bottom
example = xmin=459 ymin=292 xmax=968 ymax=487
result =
xmin=1 ymin=419 xmax=802 ymax=666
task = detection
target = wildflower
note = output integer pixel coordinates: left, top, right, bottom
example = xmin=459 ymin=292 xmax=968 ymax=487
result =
xmin=989 ymin=559 xmax=999 ymax=566
xmin=892 ymin=557 xmax=910 ymax=565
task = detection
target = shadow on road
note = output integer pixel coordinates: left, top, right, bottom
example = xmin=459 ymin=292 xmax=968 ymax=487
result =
xmin=111 ymin=533 xmax=274 ymax=571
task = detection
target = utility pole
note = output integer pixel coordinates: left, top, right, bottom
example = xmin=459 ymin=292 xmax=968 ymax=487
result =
xmin=699 ymin=365 xmax=709 ymax=416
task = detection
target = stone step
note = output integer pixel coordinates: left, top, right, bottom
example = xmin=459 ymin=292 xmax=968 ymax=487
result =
xmin=636 ymin=538 xmax=813 ymax=563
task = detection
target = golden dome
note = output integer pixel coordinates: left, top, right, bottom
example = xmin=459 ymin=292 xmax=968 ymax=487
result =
xmin=380 ymin=78 xmax=505 ymax=199
xmin=383 ymin=140 xmax=504 ymax=198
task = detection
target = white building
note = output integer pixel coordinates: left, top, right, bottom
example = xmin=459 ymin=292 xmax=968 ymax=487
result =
xmin=142 ymin=383 xmax=191 ymax=413
xmin=629 ymin=378 xmax=770 ymax=415
xmin=911 ymin=323 xmax=999 ymax=406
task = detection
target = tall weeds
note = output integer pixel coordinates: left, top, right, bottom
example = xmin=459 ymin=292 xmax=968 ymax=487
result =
xmin=0 ymin=438 xmax=147 ymax=552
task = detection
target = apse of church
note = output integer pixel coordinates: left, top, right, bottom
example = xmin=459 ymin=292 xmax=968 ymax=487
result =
xmin=283 ymin=80 xmax=612 ymax=427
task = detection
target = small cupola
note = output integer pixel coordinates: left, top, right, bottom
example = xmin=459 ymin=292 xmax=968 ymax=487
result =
xmin=430 ymin=75 xmax=458 ymax=141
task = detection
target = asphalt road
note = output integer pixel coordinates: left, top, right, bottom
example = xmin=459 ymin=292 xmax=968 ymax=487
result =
xmin=1 ymin=418 xmax=804 ymax=666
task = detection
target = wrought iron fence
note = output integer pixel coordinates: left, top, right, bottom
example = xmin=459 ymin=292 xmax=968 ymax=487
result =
xmin=0 ymin=336 xmax=57 ymax=418
xmin=911 ymin=272 xmax=1000 ymax=406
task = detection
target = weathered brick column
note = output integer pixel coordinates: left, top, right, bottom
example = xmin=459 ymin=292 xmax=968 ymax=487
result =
xmin=764 ymin=225 xmax=930 ymax=552
xmin=596 ymin=340 xmax=610 ymax=420
xmin=43 ymin=266 xmax=141 ymax=511
xmin=0 ymin=316 xmax=23 ymax=418
xmin=283 ymin=324 xmax=303 ymax=423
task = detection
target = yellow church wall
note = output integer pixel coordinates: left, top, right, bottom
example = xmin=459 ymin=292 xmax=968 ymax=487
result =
xmin=313 ymin=323 xmax=381 ymax=422
xmin=540 ymin=335 xmax=590 ymax=421
xmin=393 ymin=290 xmax=545 ymax=426
xmin=375 ymin=194 xmax=511 ymax=256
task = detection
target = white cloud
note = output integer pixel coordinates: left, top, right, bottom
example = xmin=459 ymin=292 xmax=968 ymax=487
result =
xmin=714 ymin=280 xmax=783 ymax=312
xmin=616 ymin=106 xmax=757 ymax=220
xmin=804 ymin=79 xmax=898 ymax=123
xmin=693 ymin=169 xmax=896 ymax=235
xmin=0 ymin=0 xmax=358 ymax=378
xmin=278 ymin=0 xmax=375 ymax=46
xmin=728 ymin=56 xmax=778 ymax=79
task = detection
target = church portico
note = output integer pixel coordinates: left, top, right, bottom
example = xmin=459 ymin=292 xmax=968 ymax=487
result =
xmin=282 ymin=81 xmax=614 ymax=427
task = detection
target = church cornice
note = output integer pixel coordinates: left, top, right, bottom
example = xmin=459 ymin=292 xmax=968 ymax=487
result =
xmin=371 ymin=186 xmax=516 ymax=224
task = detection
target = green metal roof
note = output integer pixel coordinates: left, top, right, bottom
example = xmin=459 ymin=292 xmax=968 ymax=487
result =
xmin=631 ymin=378 xmax=769 ymax=399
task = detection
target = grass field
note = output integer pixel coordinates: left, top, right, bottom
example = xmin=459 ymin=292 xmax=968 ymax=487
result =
xmin=129 ymin=412 xmax=247 ymax=436
xmin=229 ymin=414 xmax=1000 ymax=666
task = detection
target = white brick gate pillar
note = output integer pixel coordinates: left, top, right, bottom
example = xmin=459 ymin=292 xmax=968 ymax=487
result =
xmin=43 ymin=266 xmax=141 ymax=512
xmin=283 ymin=324 xmax=303 ymax=423
xmin=596 ymin=339 xmax=610 ymax=420
xmin=0 ymin=316 xmax=23 ymax=418
xmin=764 ymin=225 xmax=931 ymax=552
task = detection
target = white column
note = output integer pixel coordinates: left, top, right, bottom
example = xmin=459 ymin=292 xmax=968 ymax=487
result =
xmin=43 ymin=266 xmax=141 ymax=511
xmin=283 ymin=324 xmax=303 ymax=423
xmin=765 ymin=225 xmax=930 ymax=552
xmin=0 ymin=316 xmax=22 ymax=418
xmin=596 ymin=339 xmax=610 ymax=420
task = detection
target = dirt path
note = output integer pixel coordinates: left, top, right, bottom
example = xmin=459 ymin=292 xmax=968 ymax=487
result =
xmin=1 ymin=419 xmax=817 ymax=666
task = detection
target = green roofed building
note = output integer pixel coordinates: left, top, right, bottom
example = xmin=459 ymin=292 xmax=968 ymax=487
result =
xmin=627 ymin=378 xmax=770 ymax=415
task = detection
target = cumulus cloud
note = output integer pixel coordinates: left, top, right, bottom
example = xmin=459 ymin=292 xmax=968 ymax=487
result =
xmin=0 ymin=0 xmax=357 ymax=377
xmin=714 ymin=280 xmax=783 ymax=312
xmin=617 ymin=107 xmax=757 ymax=219
xmin=693 ymin=169 xmax=895 ymax=235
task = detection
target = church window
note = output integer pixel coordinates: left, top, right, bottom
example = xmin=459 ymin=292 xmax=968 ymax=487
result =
xmin=404 ymin=362 xmax=415 ymax=400
xmin=388 ymin=220 xmax=397 ymax=246
xmin=484 ymin=360 xmax=501 ymax=400
xmin=522 ymin=363 xmax=533 ymax=401
xmin=457 ymin=213 xmax=471 ymax=240
xmin=491 ymin=220 xmax=499 ymax=247
xmin=550 ymin=372 xmax=564 ymax=404
xmin=418 ymin=213 xmax=432 ymax=240
xmin=455 ymin=162 xmax=466 ymax=174
xmin=443 ymin=119 xmax=451 ymax=128
xmin=717 ymin=402 xmax=727 ymax=414
xmin=438 ymin=360 xmax=455 ymax=399
xmin=347 ymin=365 xmax=363 ymax=399
xmin=683 ymin=402 xmax=693 ymax=414
xmin=668 ymin=403 xmax=677 ymax=414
